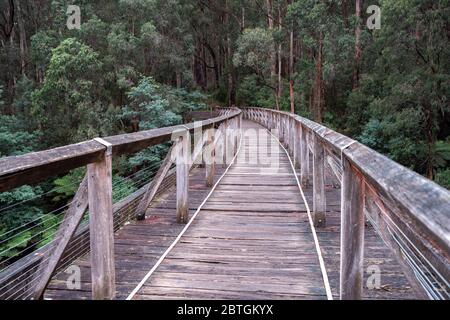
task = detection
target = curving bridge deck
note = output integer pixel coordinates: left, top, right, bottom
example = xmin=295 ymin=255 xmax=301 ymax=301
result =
xmin=43 ymin=121 xmax=418 ymax=300
xmin=1 ymin=107 xmax=448 ymax=300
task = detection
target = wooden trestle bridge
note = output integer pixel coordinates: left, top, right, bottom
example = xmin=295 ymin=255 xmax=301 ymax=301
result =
xmin=0 ymin=108 xmax=448 ymax=300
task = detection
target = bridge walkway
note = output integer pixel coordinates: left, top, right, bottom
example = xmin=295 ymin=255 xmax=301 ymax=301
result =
xmin=44 ymin=120 xmax=418 ymax=300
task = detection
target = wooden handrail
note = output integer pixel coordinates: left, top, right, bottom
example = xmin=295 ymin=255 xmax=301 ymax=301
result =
xmin=243 ymin=107 xmax=450 ymax=300
xmin=0 ymin=111 xmax=241 ymax=193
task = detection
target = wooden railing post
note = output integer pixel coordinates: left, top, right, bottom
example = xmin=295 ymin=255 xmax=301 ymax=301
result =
xmin=233 ymin=118 xmax=238 ymax=156
xmin=269 ymin=112 xmax=273 ymax=129
xmin=340 ymin=157 xmax=365 ymax=300
xmin=222 ymin=119 xmax=228 ymax=168
xmin=229 ymin=120 xmax=235 ymax=157
xmin=239 ymin=112 xmax=243 ymax=132
xmin=205 ymin=128 xmax=215 ymax=187
xmin=88 ymin=140 xmax=115 ymax=300
xmin=289 ymin=117 xmax=295 ymax=156
xmin=313 ymin=133 xmax=326 ymax=227
xmin=278 ymin=114 xmax=283 ymax=143
xmin=286 ymin=116 xmax=290 ymax=147
xmin=295 ymin=120 xmax=301 ymax=168
xmin=300 ymin=125 xmax=310 ymax=187
xmin=176 ymin=129 xmax=190 ymax=223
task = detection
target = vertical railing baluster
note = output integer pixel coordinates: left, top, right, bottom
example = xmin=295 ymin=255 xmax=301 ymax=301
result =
xmin=88 ymin=142 xmax=115 ymax=300
xmin=295 ymin=120 xmax=301 ymax=168
xmin=289 ymin=116 xmax=295 ymax=156
xmin=313 ymin=133 xmax=326 ymax=227
xmin=300 ymin=125 xmax=310 ymax=187
xmin=176 ymin=129 xmax=190 ymax=223
xmin=205 ymin=127 xmax=215 ymax=187
xmin=233 ymin=118 xmax=238 ymax=156
xmin=340 ymin=156 xmax=365 ymax=300
xmin=222 ymin=119 xmax=228 ymax=168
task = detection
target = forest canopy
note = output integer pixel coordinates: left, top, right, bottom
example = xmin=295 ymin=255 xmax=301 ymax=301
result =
xmin=1 ymin=0 xmax=448 ymax=186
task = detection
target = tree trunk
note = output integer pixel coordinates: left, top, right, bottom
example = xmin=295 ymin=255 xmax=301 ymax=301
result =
xmin=193 ymin=40 xmax=207 ymax=89
xmin=352 ymin=0 xmax=362 ymax=89
xmin=266 ymin=0 xmax=276 ymax=78
xmin=202 ymin=42 xmax=207 ymax=89
xmin=342 ymin=0 xmax=349 ymax=29
xmin=225 ymin=0 xmax=236 ymax=107
xmin=176 ymin=72 xmax=182 ymax=88
xmin=277 ymin=6 xmax=282 ymax=109
xmin=203 ymin=41 xmax=220 ymax=89
xmin=314 ymin=32 xmax=324 ymax=123
xmin=14 ymin=0 xmax=27 ymax=76
xmin=423 ymin=102 xmax=435 ymax=180
xmin=0 ymin=0 xmax=15 ymax=45
xmin=289 ymin=18 xmax=295 ymax=113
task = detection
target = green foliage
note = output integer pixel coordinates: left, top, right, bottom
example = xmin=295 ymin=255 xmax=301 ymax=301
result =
xmin=51 ymin=168 xmax=86 ymax=203
xmin=123 ymin=76 xmax=182 ymax=130
xmin=13 ymin=77 xmax=35 ymax=115
xmin=233 ymin=28 xmax=275 ymax=77
xmin=237 ymin=75 xmax=275 ymax=108
xmin=121 ymin=77 xmax=186 ymax=168
xmin=434 ymin=141 xmax=450 ymax=169
xmin=30 ymin=30 xmax=60 ymax=73
xmin=347 ymin=0 xmax=450 ymax=181
xmin=31 ymin=38 xmax=108 ymax=146
xmin=112 ymin=175 xmax=138 ymax=203
xmin=79 ymin=16 xmax=110 ymax=53
xmin=0 ymin=115 xmax=40 ymax=157
xmin=436 ymin=169 xmax=450 ymax=189
xmin=0 ymin=186 xmax=44 ymax=262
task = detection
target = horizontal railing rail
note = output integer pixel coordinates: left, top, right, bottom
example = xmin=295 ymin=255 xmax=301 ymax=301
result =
xmin=0 ymin=108 xmax=242 ymax=300
xmin=0 ymin=111 xmax=240 ymax=193
xmin=243 ymin=107 xmax=450 ymax=300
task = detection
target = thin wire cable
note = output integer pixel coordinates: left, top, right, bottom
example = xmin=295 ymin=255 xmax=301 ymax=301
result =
xmin=364 ymin=183 xmax=450 ymax=297
xmin=0 ymin=176 xmax=89 ymax=215
xmin=0 ymin=216 xmax=66 ymax=258
xmin=0 ymin=202 xmax=71 ymax=245
xmin=0 ymin=221 xmax=95 ymax=298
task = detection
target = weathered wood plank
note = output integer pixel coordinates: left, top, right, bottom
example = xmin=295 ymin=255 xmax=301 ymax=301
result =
xmin=0 ymin=141 xmax=104 ymax=192
xmin=32 ymin=176 xmax=89 ymax=300
xmin=313 ymin=133 xmax=326 ymax=227
xmin=136 ymin=145 xmax=175 ymax=220
xmin=205 ymin=128 xmax=215 ymax=187
xmin=340 ymin=157 xmax=365 ymax=300
xmin=88 ymin=150 xmax=116 ymax=300
xmin=0 ymin=111 xmax=241 ymax=193
xmin=300 ymin=124 xmax=310 ymax=188
xmin=176 ymin=130 xmax=190 ymax=223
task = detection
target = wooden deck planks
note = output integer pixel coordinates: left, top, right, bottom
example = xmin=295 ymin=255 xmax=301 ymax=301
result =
xmin=132 ymin=120 xmax=329 ymax=300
